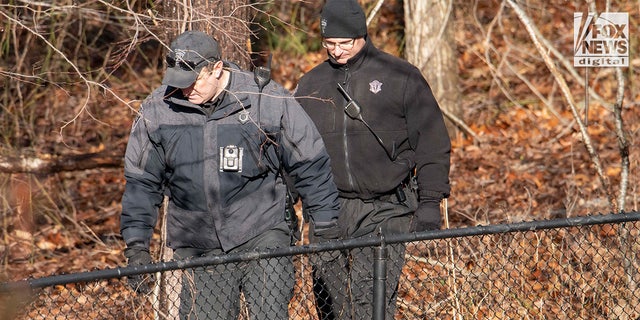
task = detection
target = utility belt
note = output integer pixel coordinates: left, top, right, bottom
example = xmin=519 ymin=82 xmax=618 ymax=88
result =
xmin=364 ymin=174 xmax=418 ymax=204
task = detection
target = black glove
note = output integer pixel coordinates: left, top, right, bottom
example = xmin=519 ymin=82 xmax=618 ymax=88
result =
xmin=124 ymin=247 xmax=154 ymax=294
xmin=311 ymin=219 xmax=342 ymax=242
xmin=410 ymin=199 xmax=442 ymax=232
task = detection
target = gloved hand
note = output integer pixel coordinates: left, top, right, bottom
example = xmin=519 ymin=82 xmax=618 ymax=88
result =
xmin=311 ymin=219 xmax=342 ymax=242
xmin=410 ymin=198 xmax=442 ymax=232
xmin=124 ymin=247 xmax=154 ymax=294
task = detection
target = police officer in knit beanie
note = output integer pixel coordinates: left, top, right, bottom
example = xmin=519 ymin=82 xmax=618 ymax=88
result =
xmin=320 ymin=0 xmax=367 ymax=38
xmin=298 ymin=1 xmax=451 ymax=320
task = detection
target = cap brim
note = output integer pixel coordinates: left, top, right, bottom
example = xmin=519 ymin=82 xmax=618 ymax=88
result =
xmin=162 ymin=67 xmax=199 ymax=89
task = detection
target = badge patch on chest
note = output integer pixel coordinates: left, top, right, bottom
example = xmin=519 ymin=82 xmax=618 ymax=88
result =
xmin=238 ymin=110 xmax=250 ymax=124
xmin=369 ymin=80 xmax=383 ymax=94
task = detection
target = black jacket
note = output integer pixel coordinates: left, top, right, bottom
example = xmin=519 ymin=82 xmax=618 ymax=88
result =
xmin=121 ymin=64 xmax=340 ymax=251
xmin=295 ymin=38 xmax=450 ymax=202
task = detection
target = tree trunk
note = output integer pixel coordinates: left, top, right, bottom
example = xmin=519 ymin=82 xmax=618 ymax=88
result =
xmin=153 ymin=196 xmax=182 ymax=320
xmin=161 ymin=0 xmax=252 ymax=69
xmin=403 ymin=0 xmax=461 ymax=138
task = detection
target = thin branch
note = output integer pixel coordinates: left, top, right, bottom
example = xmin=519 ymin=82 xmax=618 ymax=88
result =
xmin=503 ymin=59 xmax=566 ymax=125
xmin=440 ymin=107 xmax=483 ymax=144
xmin=482 ymin=2 xmax=526 ymax=110
xmin=0 ymin=152 xmax=123 ymax=174
xmin=613 ymin=67 xmax=629 ymax=212
xmin=366 ymin=0 xmax=385 ymax=26
xmin=505 ymin=0 xmax=617 ymax=212
xmin=0 ymin=8 xmax=138 ymax=140
xmin=531 ymin=21 xmax=612 ymax=110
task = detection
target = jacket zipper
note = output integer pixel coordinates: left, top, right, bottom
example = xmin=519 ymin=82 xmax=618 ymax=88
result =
xmin=341 ymin=67 xmax=355 ymax=190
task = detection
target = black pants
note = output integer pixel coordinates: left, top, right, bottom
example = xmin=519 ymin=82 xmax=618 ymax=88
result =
xmin=312 ymin=187 xmax=418 ymax=320
xmin=175 ymin=228 xmax=294 ymax=320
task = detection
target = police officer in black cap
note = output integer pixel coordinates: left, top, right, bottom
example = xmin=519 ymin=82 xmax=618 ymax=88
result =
xmin=121 ymin=30 xmax=341 ymax=319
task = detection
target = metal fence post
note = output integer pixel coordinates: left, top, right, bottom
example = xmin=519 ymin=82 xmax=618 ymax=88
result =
xmin=373 ymin=237 xmax=388 ymax=320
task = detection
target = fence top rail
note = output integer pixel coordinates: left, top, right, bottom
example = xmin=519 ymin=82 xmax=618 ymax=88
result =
xmin=2 ymin=211 xmax=638 ymax=292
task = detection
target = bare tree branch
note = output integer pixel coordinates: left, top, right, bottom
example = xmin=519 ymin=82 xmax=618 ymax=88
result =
xmin=0 ymin=6 xmax=140 ymax=142
xmin=505 ymin=0 xmax=617 ymax=212
xmin=0 ymin=152 xmax=123 ymax=174
xmin=613 ymin=67 xmax=629 ymax=212
xmin=366 ymin=0 xmax=385 ymax=26
xmin=440 ymin=106 xmax=483 ymax=144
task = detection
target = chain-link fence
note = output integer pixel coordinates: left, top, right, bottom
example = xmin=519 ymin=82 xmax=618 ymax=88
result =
xmin=2 ymin=212 xmax=640 ymax=320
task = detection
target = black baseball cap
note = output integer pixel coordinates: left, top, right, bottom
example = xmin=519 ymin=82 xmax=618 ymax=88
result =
xmin=162 ymin=31 xmax=221 ymax=88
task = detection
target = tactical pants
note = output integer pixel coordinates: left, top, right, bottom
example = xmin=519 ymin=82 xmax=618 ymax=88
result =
xmin=312 ymin=186 xmax=417 ymax=320
xmin=175 ymin=228 xmax=294 ymax=320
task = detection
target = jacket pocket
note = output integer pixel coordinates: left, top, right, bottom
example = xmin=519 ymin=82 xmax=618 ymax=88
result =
xmin=217 ymin=124 xmax=273 ymax=206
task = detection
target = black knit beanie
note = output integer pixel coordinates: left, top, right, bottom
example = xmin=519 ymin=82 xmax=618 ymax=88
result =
xmin=320 ymin=0 xmax=367 ymax=38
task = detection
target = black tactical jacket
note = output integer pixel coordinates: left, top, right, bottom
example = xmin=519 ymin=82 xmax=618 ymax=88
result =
xmin=295 ymin=38 xmax=450 ymax=202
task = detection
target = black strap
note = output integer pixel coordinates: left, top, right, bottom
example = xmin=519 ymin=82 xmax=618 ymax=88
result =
xmin=337 ymin=82 xmax=397 ymax=161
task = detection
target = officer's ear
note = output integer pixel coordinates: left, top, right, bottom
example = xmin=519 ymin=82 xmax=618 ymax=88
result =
xmin=213 ymin=60 xmax=224 ymax=78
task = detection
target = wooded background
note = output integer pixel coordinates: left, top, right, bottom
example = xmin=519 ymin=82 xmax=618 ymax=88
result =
xmin=0 ymin=0 xmax=638 ymax=285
